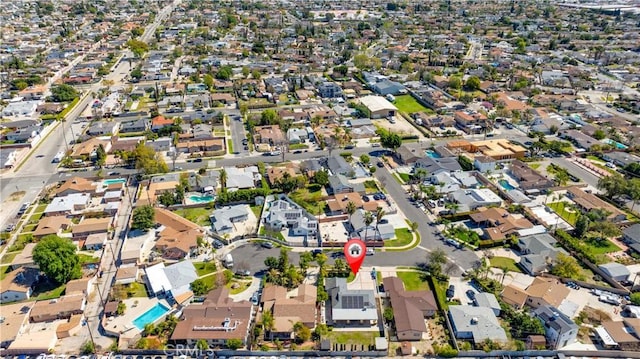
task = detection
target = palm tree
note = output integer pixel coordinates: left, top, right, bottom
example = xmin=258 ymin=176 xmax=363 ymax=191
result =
xmin=262 ymin=310 xmax=275 ymax=340
xmin=374 ymin=207 xmax=386 ymax=239
xmin=219 ymin=168 xmax=227 ymax=192
xmin=345 ymin=201 xmax=356 ymax=221
xmin=363 ymin=211 xmax=374 ymax=241
xmin=445 ymin=202 xmax=459 ymax=215
xmin=500 ymin=266 xmax=512 ymax=285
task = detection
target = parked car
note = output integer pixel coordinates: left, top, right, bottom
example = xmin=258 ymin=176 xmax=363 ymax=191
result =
xmin=235 ymin=269 xmax=251 ymax=277
xmin=446 ymin=285 xmax=455 ymax=299
xmin=362 ymin=195 xmax=370 ymax=202
xmin=312 ymin=249 xmax=322 ymax=255
xmin=260 ymin=241 xmax=273 ymax=249
xmin=466 ymin=290 xmax=476 ymax=300
xmin=212 ymin=239 xmax=224 ymax=249
xmin=251 ymin=292 xmax=260 ymax=305
xmin=4 ymin=223 xmax=15 ymax=232
xmin=377 ymin=161 xmax=384 ymax=168
xmin=366 ymin=248 xmax=375 ymax=256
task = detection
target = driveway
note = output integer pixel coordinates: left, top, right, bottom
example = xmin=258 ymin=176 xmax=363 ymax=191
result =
xmin=230 ymin=276 xmax=261 ymax=302
xmin=228 ymin=111 xmax=248 ymax=155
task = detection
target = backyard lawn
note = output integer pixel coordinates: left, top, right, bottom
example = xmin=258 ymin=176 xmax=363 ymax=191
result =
xmin=547 ymin=202 xmax=578 ymax=226
xmin=0 ymin=266 xmax=10 ymax=280
xmin=173 ymin=207 xmax=211 ymax=227
xmin=363 ymin=180 xmax=379 ymax=194
xmin=1 ymin=251 xmax=19 ymax=265
xmin=324 ymin=331 xmax=378 ymax=346
xmin=583 ymin=237 xmax=621 ymax=255
xmin=32 ymin=282 xmax=66 ymax=301
xmin=385 ymin=228 xmax=414 ymax=247
xmin=397 ymin=271 xmax=429 ymax=291
xmin=489 ymin=256 xmax=522 ymax=273
xmin=78 ymin=253 xmax=100 ymax=265
xmin=393 ymin=95 xmax=430 ymax=114
xmin=290 ymin=186 xmax=325 ymax=215
xmin=226 ymin=280 xmax=252 ymax=294
xmin=250 ymin=205 xmax=262 ymax=219
xmin=194 ymin=262 xmax=217 ymax=277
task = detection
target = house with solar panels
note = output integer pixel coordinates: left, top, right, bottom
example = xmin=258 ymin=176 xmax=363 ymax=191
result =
xmin=324 ymin=277 xmax=378 ymax=327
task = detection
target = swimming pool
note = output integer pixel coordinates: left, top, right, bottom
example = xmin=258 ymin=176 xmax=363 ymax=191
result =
xmin=189 ymin=194 xmax=215 ymax=203
xmin=103 ymin=178 xmax=126 ymax=185
xmin=426 ymin=149 xmax=442 ymax=158
xmin=602 ymin=139 xmax=628 ymax=149
xmin=133 ymin=303 xmax=170 ymax=330
xmin=499 ymin=179 xmax=515 ymax=190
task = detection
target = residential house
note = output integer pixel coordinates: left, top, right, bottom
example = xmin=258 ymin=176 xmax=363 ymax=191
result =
xmin=328 ymin=174 xmax=364 ymax=194
xmin=448 ymin=306 xmax=508 ymax=344
xmin=369 ymin=78 xmax=406 ymax=96
xmin=32 ymin=216 xmax=73 ymax=238
xmin=350 ymin=209 xmax=394 ymax=240
xmin=602 ymin=152 xmax=640 ymax=168
xmin=447 ymin=139 xmax=526 ymax=160
xmin=559 ymin=129 xmax=599 ymax=151
xmin=448 ymin=188 xmax=502 ymax=213
xmin=566 ymin=187 xmax=626 ymax=222
xmin=509 ymin=160 xmax=554 ymax=192
xmin=326 ymin=192 xmax=379 ymax=216
xmin=176 ymin=138 xmax=225 ymax=154
xmin=359 ymin=95 xmax=397 ymax=119
xmin=0 ymin=301 xmax=33 ymax=349
xmin=84 ymin=233 xmax=108 ymax=250
xmin=43 ymin=193 xmax=91 ymax=217
xmin=0 ymin=267 xmax=39 ymax=303
xmin=224 ymin=166 xmax=260 ymax=191
xmin=287 ymin=128 xmax=309 ymax=144
xmin=501 ymin=285 xmax=529 ymax=309
xmin=115 ymin=266 xmax=139 ymax=285
xmin=395 ymin=145 xmax=422 ymax=165
xmin=383 ymin=277 xmax=437 ymax=341
xmin=154 ymin=207 xmax=203 ymax=260
xmin=623 ymin=224 xmax=640 ymax=254
xmin=151 ymin=115 xmax=174 ymax=132
xmin=9 ymin=243 xmax=37 ymax=270
xmin=29 ymin=294 xmax=85 ymax=323
xmin=54 ymin=177 xmax=97 ymax=196
xmin=146 ymin=261 xmax=197 ymax=304
xmin=209 ymin=206 xmax=249 ymax=235
xmin=325 ymin=155 xmax=354 ymax=177
xmin=524 ymin=277 xmax=570 ymax=309
xmin=534 ymin=305 xmax=578 ymax=349
xmin=325 ymin=277 xmax=378 ymax=326
xmin=317 ymin=82 xmax=343 ymax=99
xmin=119 ymin=119 xmax=149 ymax=133
xmin=171 ymin=287 xmax=253 ymax=348
xmin=469 ymin=207 xmax=534 ymax=241
xmin=72 ymin=217 xmax=112 ymax=241
xmin=415 ymin=157 xmax=462 ymax=175
xmin=516 ymin=233 xmax=567 ymax=276
xmin=261 ymin=284 xmax=317 ymax=339
xmin=254 ymin=125 xmax=285 ymax=146
xmin=86 ymin=121 xmax=119 ymax=136
xmin=264 ymin=198 xmax=318 ymax=238
xmin=594 ymin=319 xmax=640 ymax=351
xmin=5 ymin=125 xmax=41 ymax=143
xmin=474 ymin=155 xmax=498 ymax=173
xmin=454 ymin=110 xmax=488 ymax=134
xmin=69 ymin=137 xmax=111 ymax=160
xmin=474 ymin=292 xmax=501 ymax=316
xmin=265 ymin=166 xmax=298 ymax=187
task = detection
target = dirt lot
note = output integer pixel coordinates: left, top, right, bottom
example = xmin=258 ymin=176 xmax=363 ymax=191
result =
xmin=373 ymin=115 xmax=425 ymax=138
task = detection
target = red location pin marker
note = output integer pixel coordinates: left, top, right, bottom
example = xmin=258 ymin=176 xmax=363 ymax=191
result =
xmin=344 ymin=238 xmax=366 ymax=275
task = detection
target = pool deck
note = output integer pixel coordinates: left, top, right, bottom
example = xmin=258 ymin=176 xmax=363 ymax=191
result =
xmin=184 ymin=192 xmax=215 ymax=205
xmin=102 ymin=297 xmax=171 ymax=340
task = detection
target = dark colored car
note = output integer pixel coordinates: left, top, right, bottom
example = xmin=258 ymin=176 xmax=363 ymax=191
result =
xmin=446 ymin=285 xmax=455 ymax=299
xmin=212 ymin=239 xmax=224 ymax=249
xmin=194 ymin=158 xmax=203 ymax=162
xmin=377 ymin=161 xmax=384 ymax=168
xmin=362 ymin=195 xmax=370 ymax=202
xmin=466 ymin=290 xmax=476 ymax=300
xmin=312 ymin=249 xmax=322 ymax=255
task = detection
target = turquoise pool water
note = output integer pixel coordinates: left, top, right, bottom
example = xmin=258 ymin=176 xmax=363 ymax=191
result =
xmin=602 ymin=139 xmax=628 ymax=149
xmin=133 ymin=303 xmax=170 ymax=330
xmin=103 ymin=178 xmax=126 ymax=185
xmin=189 ymin=194 xmax=215 ymax=203
xmin=426 ymin=150 xmax=442 ymax=158
xmin=499 ymin=179 xmax=515 ymax=190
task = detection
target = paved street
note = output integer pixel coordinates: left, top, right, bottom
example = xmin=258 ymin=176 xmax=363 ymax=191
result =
xmin=227 ymin=110 xmax=249 ymax=155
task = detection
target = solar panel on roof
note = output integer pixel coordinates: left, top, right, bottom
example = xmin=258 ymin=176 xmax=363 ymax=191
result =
xmin=342 ymin=295 xmax=364 ymax=309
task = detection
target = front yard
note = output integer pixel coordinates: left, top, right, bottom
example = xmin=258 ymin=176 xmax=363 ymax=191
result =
xmin=194 ymin=262 xmax=217 ymax=277
xmin=489 ymin=256 xmax=522 ymax=273
xmin=384 ymin=228 xmax=413 ymax=247
xmin=397 ymin=271 xmax=429 ymax=291
xmin=324 ymin=331 xmax=378 ymax=346
xmin=290 ymin=185 xmax=325 ymax=215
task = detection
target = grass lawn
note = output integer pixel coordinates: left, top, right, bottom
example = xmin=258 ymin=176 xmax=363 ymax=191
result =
xmin=32 ymin=282 xmax=66 ymax=301
xmin=489 ymin=256 xmax=522 ymax=273
xmin=428 ymin=277 xmax=449 ymax=310
xmin=226 ymin=280 xmax=252 ymax=294
xmin=260 ymin=227 xmax=285 ymax=241
xmin=363 ymin=180 xmax=379 ymax=194
xmin=0 ymin=266 xmax=10 ymax=280
xmin=398 ymin=173 xmax=411 ymax=183
xmin=393 ymin=95 xmax=429 ymax=114
xmin=1 ymin=251 xmax=19 ymax=265
xmin=529 ymin=162 xmax=541 ymax=170
xmin=199 ymin=274 xmax=217 ymax=291
xmin=547 ymin=202 xmax=578 ymax=226
xmin=583 ymin=237 xmax=621 ymax=255
xmin=592 ymin=162 xmax=617 ymax=174
xmin=587 ymin=155 xmax=605 ymax=163
xmin=324 ymin=331 xmax=378 ymax=346
xmin=173 ymin=207 xmax=211 ymax=227
xmin=194 ymin=262 xmax=217 ymax=277
xmin=35 ymin=203 xmax=47 ymax=213
xmin=27 ymin=212 xmax=43 ymax=223
xmin=289 ymin=143 xmax=308 ymax=150
xmin=290 ymin=187 xmax=325 ymax=215
xmin=250 ymin=205 xmax=263 ymax=219
xmin=397 ymin=271 xmax=429 ymax=291
xmin=127 ymin=282 xmax=149 ymax=297
xmin=78 ymin=253 xmax=100 ymax=265
xmin=21 ymin=224 xmax=37 ymax=232
xmin=385 ymin=228 xmax=413 ymax=248
xmin=227 ymin=139 xmax=233 ymax=153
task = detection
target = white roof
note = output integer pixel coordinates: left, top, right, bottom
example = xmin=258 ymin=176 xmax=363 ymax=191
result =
xmin=146 ymin=263 xmax=170 ymax=294
xmin=359 ymin=95 xmax=397 ymax=113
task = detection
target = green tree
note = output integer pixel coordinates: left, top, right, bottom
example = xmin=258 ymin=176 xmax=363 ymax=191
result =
xmin=81 ymin=341 xmax=96 ymax=354
xmin=313 ymin=170 xmax=329 ymax=186
xmin=383 ymin=307 xmax=394 ymax=322
xmin=226 ymin=338 xmax=243 ymax=350
xmin=116 ymin=301 xmax=126 ymax=315
xmin=202 ymin=74 xmax=214 ymax=90
xmin=346 ymin=201 xmax=357 ymax=221
xmin=377 ymin=128 xmax=402 ymax=152
xmin=215 ymin=65 xmax=233 ymax=80
xmin=133 ymin=143 xmax=168 ymax=174
xmin=448 ymin=76 xmax=462 ymax=90
xmin=51 ymin=84 xmax=78 ymax=102
xmin=574 ymin=215 xmax=590 ymax=238
xmin=593 ymin=129 xmax=606 ymax=140
xmin=32 ymin=235 xmax=81 ymax=283
xmin=359 ymin=154 xmax=370 ymax=165
xmin=293 ymin=322 xmax=311 ymax=343
xmin=196 ymin=339 xmax=208 ymax=350
xmin=126 ymin=39 xmax=149 ymax=58
xmin=630 ymin=292 xmax=640 ymax=305
xmin=251 ymin=69 xmax=262 ymax=80
xmin=95 ymin=144 xmax=107 ymax=167
xmin=242 ymin=66 xmax=250 ymax=78
xmin=550 ymin=253 xmax=582 ymax=279
xmin=464 ymin=76 xmax=481 ymax=91
xmin=131 ymin=205 xmax=155 ymax=231
xmin=190 ymin=279 xmax=210 ymax=296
